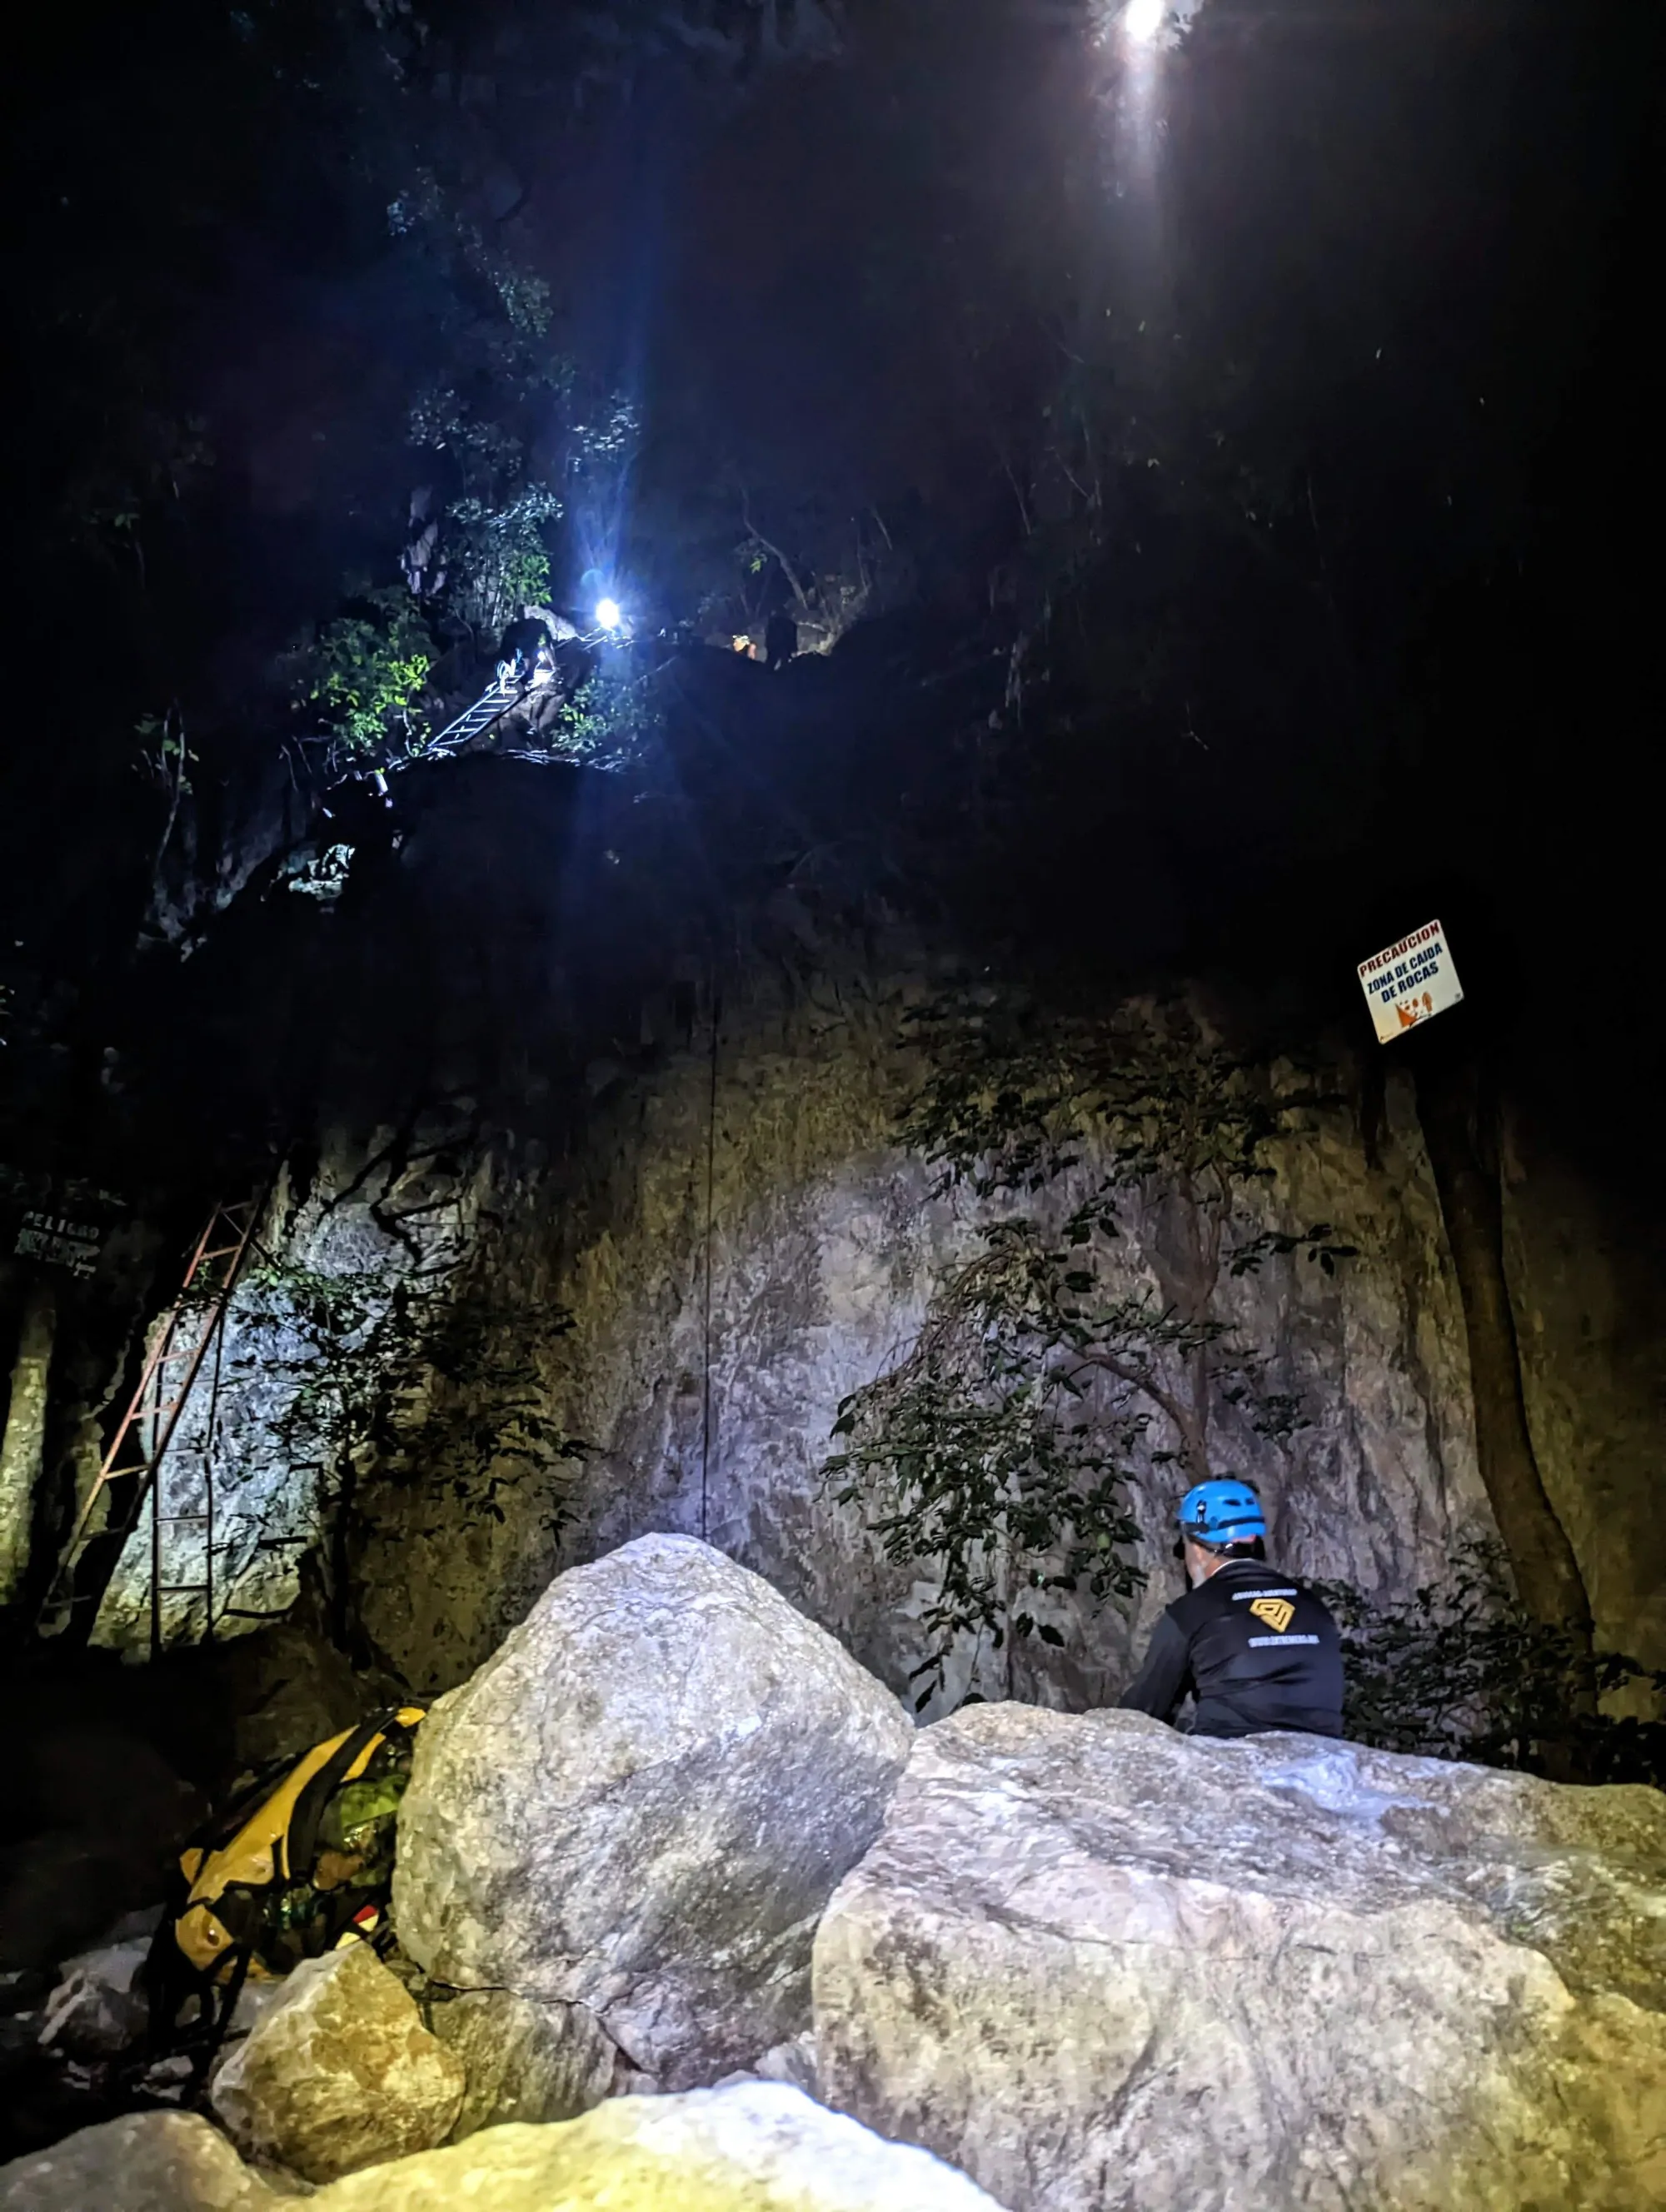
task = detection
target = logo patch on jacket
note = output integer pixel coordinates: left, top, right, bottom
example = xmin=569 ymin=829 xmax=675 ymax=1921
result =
xmin=1249 ymin=1597 xmax=1295 ymax=1634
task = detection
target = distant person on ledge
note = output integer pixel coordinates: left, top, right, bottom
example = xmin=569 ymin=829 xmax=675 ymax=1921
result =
xmin=1119 ymin=1481 xmax=1344 ymax=1740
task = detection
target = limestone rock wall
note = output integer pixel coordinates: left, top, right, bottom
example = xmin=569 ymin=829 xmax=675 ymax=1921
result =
xmin=92 ymin=1127 xmax=488 ymax=1652
xmin=1502 ymin=1125 xmax=1666 ymax=1674
xmin=346 ymin=964 xmax=1499 ymax=1705
xmin=89 ymin=948 xmax=1659 ymax=1707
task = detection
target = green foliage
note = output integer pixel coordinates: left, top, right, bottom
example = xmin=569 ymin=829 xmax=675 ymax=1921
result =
xmin=288 ymin=588 xmax=432 ymax=760
xmin=827 ymin=994 xmax=1354 ymax=1700
xmin=537 ymin=668 xmax=665 ymax=770
xmin=407 ymin=390 xmax=526 ymax=485
xmin=134 ymin=712 xmax=197 ymax=794
xmin=442 ymin=490 xmax=561 ymax=638
xmin=492 ymin=267 xmax=553 ymax=340
xmin=1318 ymin=1540 xmax=1666 ymax=1786
xmin=826 ymin=1292 xmax=1147 ymax=1710
xmin=900 ymin=995 xmax=1339 ymax=1206
xmin=243 ymin=1253 xmax=589 ymax=1557
xmin=568 ymin=396 xmax=640 ymax=469
xmin=405 ymin=381 xmax=565 ymax=639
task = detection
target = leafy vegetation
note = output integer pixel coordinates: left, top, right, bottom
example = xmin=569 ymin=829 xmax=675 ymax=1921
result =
xmin=1319 ymin=1539 xmax=1666 ymax=1787
xmin=4 ymin=0 xmax=1654 ymax=1761
xmin=534 ymin=665 xmax=666 ymax=771
xmin=826 ymin=994 xmax=1355 ymax=1706
xmin=405 ymin=376 xmax=568 ymax=641
xmin=242 ymin=1253 xmax=588 ymax=1647
xmin=440 ymin=490 xmax=561 ymax=640
xmin=287 ymin=589 xmax=434 ymax=761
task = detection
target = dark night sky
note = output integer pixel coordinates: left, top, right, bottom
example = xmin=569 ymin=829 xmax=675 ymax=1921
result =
xmin=1 ymin=0 xmax=1661 ymax=1183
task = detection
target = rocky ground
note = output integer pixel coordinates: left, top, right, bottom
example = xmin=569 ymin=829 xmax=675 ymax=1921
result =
xmin=4 ymin=1533 xmax=1664 ymax=2210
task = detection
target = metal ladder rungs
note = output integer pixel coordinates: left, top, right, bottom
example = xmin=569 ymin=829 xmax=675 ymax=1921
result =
xmin=429 ymin=680 xmax=526 ymax=755
xmin=37 ymin=1182 xmax=272 ymax=1651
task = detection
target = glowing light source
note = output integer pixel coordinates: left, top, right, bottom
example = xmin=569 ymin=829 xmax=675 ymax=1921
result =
xmin=1122 ymin=0 xmax=1165 ymax=42
xmin=596 ymin=597 xmax=623 ymax=631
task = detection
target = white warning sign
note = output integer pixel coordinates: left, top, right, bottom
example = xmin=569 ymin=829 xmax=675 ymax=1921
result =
xmin=1358 ymin=919 xmax=1464 ymax=1044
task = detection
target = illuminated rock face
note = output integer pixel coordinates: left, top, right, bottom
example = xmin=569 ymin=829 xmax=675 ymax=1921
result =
xmin=84 ymin=953 xmax=1663 ymax=1714
xmin=814 ymin=1704 xmax=1666 ymax=2212
xmin=208 ymin=1945 xmax=464 ymax=2185
xmin=342 ymin=987 xmax=1497 ymax=1706
xmin=0 ymin=2089 xmax=1007 ymax=2211
xmin=88 ymin=1126 xmax=490 ymax=1657
xmin=302 ymin=2086 xmax=1005 ymax=2212
xmin=393 ymin=1534 xmax=913 ymax=2090
xmin=426 ymin=1985 xmax=623 ymax=2139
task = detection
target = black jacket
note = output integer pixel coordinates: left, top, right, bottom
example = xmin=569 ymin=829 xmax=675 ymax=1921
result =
xmin=1118 ymin=1559 xmax=1344 ymax=1739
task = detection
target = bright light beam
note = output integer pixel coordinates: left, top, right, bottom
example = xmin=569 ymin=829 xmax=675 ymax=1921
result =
xmin=596 ymin=598 xmax=623 ymax=632
xmin=1122 ymin=0 xmax=1165 ymax=42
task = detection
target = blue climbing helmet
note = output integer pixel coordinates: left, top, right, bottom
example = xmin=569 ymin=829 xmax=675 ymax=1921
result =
xmin=1176 ymin=1480 xmax=1267 ymax=1549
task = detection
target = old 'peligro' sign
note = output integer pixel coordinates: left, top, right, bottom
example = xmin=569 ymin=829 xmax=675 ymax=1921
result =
xmin=13 ymin=1208 xmax=106 ymax=1277
xmin=1358 ymin=919 xmax=1464 ymax=1044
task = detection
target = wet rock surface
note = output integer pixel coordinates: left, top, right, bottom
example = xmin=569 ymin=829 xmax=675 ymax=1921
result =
xmin=813 ymin=1704 xmax=1666 ymax=2212
xmin=394 ymin=1533 xmax=913 ymax=2088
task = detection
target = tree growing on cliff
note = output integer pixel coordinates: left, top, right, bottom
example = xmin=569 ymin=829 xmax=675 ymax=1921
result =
xmin=826 ymin=995 xmax=1354 ymax=1705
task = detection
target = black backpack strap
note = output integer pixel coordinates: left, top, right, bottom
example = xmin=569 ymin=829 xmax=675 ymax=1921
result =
xmin=286 ymin=1706 xmax=421 ymax=1875
xmin=181 ymin=1942 xmax=253 ymax=2100
xmin=285 ymin=1715 xmax=392 ymax=1876
xmin=173 ymin=1753 xmax=294 ymax=1877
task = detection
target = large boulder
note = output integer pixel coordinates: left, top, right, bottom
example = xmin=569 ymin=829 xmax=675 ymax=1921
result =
xmin=210 ymin=1944 xmax=464 ymax=2183
xmin=814 ymin=1704 xmax=1666 ymax=2212
xmin=427 ymin=1985 xmax=624 ymax=2138
xmin=394 ymin=1535 xmax=913 ymax=2085
xmin=308 ymin=2083 xmax=1006 ymax=2210
xmin=0 ymin=2088 xmax=1002 ymax=2212
xmin=0 ymin=2112 xmax=274 ymax=2212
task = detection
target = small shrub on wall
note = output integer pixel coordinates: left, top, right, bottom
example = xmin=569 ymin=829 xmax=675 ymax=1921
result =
xmin=1319 ymin=1540 xmax=1666 ymax=1786
xmin=283 ymin=587 xmax=433 ymax=764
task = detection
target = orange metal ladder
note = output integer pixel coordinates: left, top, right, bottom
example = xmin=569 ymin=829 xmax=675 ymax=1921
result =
xmin=39 ymin=1193 xmax=268 ymax=1652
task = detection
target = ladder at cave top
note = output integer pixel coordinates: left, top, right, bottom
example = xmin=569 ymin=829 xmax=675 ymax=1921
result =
xmin=39 ymin=1193 xmax=267 ymax=1655
xmin=424 ymin=674 xmax=530 ymax=761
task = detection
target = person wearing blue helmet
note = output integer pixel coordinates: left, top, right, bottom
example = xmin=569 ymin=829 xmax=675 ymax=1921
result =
xmin=1117 ymin=1479 xmax=1344 ymax=1739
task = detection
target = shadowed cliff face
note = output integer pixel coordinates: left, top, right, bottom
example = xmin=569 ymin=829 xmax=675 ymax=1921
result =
xmin=66 ymin=755 xmax=1662 ymax=1716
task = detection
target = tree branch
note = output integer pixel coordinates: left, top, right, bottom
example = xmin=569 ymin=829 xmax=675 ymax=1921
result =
xmin=740 ymin=493 xmax=817 ymax=619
